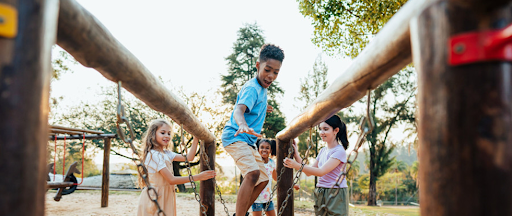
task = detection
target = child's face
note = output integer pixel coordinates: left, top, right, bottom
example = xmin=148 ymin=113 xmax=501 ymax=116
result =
xmin=155 ymin=124 xmax=172 ymax=148
xmin=318 ymin=122 xmax=339 ymax=143
xmin=258 ymin=142 xmax=272 ymax=159
xmin=256 ymin=59 xmax=281 ymax=88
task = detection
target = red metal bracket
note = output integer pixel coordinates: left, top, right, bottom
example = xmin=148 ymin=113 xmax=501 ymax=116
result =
xmin=448 ymin=23 xmax=512 ymax=66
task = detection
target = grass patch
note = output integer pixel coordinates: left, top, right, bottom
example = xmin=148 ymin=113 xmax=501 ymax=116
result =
xmin=353 ymin=205 xmax=419 ymax=216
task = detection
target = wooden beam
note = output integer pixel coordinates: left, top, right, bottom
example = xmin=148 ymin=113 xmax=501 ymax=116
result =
xmin=55 ymin=0 xmax=215 ymax=143
xmin=50 ymin=128 xmax=85 ymax=135
xmin=0 ymin=0 xmax=58 ymax=215
xmin=412 ymin=1 xmax=512 ymax=215
xmin=50 ymin=125 xmax=104 ymax=134
xmin=101 ymin=138 xmax=111 ymax=207
xmin=276 ymin=0 xmax=432 ymax=142
xmin=49 ymin=134 xmax=117 ymax=140
xmin=199 ymin=141 xmax=215 ymax=216
xmin=47 ymin=182 xmax=75 ymax=189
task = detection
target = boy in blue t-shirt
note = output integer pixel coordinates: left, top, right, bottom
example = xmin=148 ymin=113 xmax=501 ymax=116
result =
xmin=222 ymin=44 xmax=284 ymax=215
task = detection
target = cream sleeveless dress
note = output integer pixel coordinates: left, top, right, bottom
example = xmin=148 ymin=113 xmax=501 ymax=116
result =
xmin=137 ymin=150 xmax=177 ymax=216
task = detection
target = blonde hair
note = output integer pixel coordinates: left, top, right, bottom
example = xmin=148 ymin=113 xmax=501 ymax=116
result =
xmin=138 ymin=119 xmax=173 ymax=188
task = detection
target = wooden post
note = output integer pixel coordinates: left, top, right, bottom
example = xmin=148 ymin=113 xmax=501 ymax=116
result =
xmin=199 ymin=141 xmax=215 ymax=216
xmin=276 ymin=138 xmax=294 ymax=216
xmin=101 ymin=138 xmax=111 ymax=207
xmin=411 ymin=1 xmax=512 ymax=215
xmin=0 ymin=0 xmax=58 ymax=215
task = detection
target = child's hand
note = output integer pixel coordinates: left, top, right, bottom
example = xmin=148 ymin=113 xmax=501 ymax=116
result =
xmin=197 ymin=170 xmax=216 ymax=181
xmin=293 ymin=184 xmax=300 ymax=190
xmin=234 ymin=124 xmax=262 ymax=138
xmin=283 ymin=158 xmax=300 ymax=170
xmin=292 ymin=140 xmax=299 ymax=152
xmin=267 ymin=105 xmax=273 ymax=113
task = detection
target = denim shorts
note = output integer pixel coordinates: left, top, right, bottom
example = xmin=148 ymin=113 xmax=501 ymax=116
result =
xmin=251 ymin=201 xmax=274 ymax=212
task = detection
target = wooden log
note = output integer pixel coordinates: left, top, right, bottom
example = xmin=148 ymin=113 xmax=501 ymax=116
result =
xmin=0 ymin=0 xmax=58 ymax=215
xmin=411 ymin=1 xmax=512 ymax=215
xmin=199 ymin=141 xmax=215 ymax=216
xmin=50 ymin=128 xmax=85 ymax=135
xmin=276 ymin=138 xmax=294 ymax=215
xmin=101 ymin=138 xmax=111 ymax=207
xmin=50 ymin=125 xmax=104 ymax=134
xmin=54 ymin=162 xmax=79 ymax=201
xmin=49 ymin=134 xmax=117 ymax=140
xmin=55 ymin=0 xmax=215 ymax=143
xmin=276 ymin=0 xmax=432 ymax=142
xmin=47 ymin=182 xmax=75 ymax=189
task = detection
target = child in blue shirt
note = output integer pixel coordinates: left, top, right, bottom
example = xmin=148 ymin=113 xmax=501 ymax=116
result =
xmin=222 ymin=44 xmax=285 ymax=216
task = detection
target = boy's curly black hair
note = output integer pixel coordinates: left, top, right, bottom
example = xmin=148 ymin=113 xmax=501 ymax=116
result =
xmin=259 ymin=44 xmax=285 ymax=63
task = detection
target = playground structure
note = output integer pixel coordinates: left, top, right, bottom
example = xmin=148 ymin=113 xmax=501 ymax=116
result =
xmin=0 ymin=0 xmax=511 ymax=215
xmin=48 ymin=125 xmax=116 ymax=206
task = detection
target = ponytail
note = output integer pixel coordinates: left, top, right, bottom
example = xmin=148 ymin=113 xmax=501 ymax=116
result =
xmin=324 ymin=115 xmax=349 ymax=149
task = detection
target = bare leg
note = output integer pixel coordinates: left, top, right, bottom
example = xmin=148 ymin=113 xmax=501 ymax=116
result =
xmin=247 ymin=181 xmax=268 ymax=207
xmin=265 ymin=209 xmax=276 ymax=216
xmin=252 ymin=211 xmax=262 ymax=216
xmin=236 ymin=170 xmax=260 ymax=216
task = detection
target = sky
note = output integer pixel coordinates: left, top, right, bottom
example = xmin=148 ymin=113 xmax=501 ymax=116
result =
xmin=52 ymin=0 xmax=353 ymax=122
xmin=50 ymin=0 xmax=365 ymax=168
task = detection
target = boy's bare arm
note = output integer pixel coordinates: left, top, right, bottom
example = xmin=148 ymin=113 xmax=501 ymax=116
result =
xmin=233 ymin=104 xmax=261 ymax=137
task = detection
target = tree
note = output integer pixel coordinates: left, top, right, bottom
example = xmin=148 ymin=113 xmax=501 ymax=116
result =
xmin=297 ymin=0 xmax=416 ymax=206
xmin=52 ymin=84 xmax=227 ymax=190
xmin=219 ymin=23 xmax=286 ymax=137
xmin=297 ymin=0 xmax=408 ymax=58
xmin=340 ymin=68 xmax=416 ymax=205
xmin=295 ymin=55 xmax=329 ymax=185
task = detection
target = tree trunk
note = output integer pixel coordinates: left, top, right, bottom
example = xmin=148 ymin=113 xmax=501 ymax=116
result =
xmin=368 ymin=159 xmax=377 ymax=206
xmin=172 ymin=161 xmax=186 ymax=192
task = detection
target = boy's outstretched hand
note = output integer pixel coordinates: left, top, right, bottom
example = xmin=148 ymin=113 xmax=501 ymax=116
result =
xmin=197 ymin=170 xmax=216 ymax=181
xmin=234 ymin=124 xmax=262 ymax=138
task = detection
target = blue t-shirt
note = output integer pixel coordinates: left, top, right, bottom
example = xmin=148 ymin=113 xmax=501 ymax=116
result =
xmin=222 ymin=78 xmax=267 ymax=147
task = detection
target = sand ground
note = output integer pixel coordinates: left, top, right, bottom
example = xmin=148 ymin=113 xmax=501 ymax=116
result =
xmin=45 ymin=190 xmax=313 ymax=216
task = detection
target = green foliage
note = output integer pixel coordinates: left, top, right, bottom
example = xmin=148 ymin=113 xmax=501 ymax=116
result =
xmin=338 ymin=67 xmax=416 ymax=205
xmin=295 ymin=56 xmax=329 ymax=156
xmin=297 ymin=0 xmax=408 ymax=58
xmin=51 ymin=84 xmax=230 ymax=183
xmin=219 ymin=23 xmax=287 ymax=138
xmin=51 ymin=48 xmax=77 ymax=80
xmin=350 ymin=159 xmax=418 ymax=204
